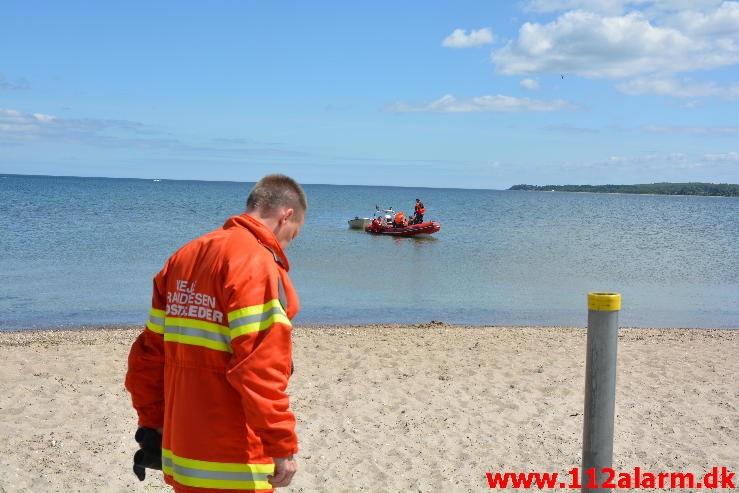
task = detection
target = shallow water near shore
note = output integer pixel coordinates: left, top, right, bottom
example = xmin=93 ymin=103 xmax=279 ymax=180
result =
xmin=1 ymin=174 xmax=737 ymax=329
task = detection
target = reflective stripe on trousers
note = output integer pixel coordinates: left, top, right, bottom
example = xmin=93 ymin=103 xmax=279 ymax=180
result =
xmin=162 ymin=448 xmax=274 ymax=490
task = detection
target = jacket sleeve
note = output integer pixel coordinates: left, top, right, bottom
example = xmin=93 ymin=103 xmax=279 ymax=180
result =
xmin=125 ymin=268 xmax=167 ymax=429
xmin=224 ymin=261 xmax=297 ymax=458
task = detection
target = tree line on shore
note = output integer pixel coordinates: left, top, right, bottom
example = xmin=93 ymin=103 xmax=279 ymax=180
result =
xmin=508 ymin=182 xmax=739 ymax=197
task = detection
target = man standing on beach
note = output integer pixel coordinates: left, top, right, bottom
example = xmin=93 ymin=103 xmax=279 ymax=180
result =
xmin=125 ymin=174 xmax=307 ymax=492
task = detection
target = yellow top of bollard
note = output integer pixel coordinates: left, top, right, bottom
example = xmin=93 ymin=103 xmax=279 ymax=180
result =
xmin=588 ymin=292 xmax=621 ymax=311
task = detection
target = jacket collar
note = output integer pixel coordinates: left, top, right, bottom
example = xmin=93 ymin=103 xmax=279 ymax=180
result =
xmin=222 ymin=213 xmax=290 ymax=271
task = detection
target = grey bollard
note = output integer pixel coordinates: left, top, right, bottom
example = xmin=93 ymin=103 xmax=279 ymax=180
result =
xmin=582 ymin=292 xmax=621 ymax=492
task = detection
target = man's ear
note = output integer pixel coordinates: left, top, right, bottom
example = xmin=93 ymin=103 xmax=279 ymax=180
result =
xmin=281 ymin=207 xmax=295 ymax=224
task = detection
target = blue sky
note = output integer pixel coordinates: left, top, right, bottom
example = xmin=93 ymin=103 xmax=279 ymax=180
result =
xmin=1 ymin=1 xmax=738 ymax=189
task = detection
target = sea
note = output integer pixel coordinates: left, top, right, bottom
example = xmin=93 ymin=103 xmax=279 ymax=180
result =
xmin=1 ymin=174 xmax=737 ymax=330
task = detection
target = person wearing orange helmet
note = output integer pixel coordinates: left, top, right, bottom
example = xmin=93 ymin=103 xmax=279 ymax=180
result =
xmin=393 ymin=211 xmax=407 ymax=228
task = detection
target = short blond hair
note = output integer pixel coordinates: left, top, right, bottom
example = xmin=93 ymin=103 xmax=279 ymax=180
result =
xmin=246 ymin=174 xmax=307 ymax=214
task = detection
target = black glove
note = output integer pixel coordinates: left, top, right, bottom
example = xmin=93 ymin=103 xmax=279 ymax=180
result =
xmin=133 ymin=426 xmax=162 ymax=481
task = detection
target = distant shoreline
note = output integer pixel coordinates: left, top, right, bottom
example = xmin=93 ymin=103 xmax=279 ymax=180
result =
xmin=509 ymin=182 xmax=739 ymax=197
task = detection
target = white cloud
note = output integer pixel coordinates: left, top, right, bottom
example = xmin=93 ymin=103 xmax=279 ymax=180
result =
xmin=561 ymin=151 xmax=717 ymax=173
xmin=643 ymin=124 xmax=739 ymax=137
xmin=703 ymin=151 xmax=739 ymax=161
xmin=617 ymin=76 xmax=739 ymax=99
xmin=522 ymin=0 xmax=641 ymax=15
xmin=0 ymin=108 xmax=313 ymax=159
xmin=0 ymin=74 xmax=30 ymax=90
xmin=383 ymin=94 xmax=579 ymax=113
xmin=442 ymin=28 xmax=495 ymax=48
xmin=520 ymin=78 xmax=540 ymax=90
xmin=546 ymin=123 xmax=598 ymax=133
xmin=0 ymin=109 xmax=57 ymax=133
xmin=0 ymin=108 xmax=144 ymax=136
xmin=0 ymin=108 xmax=179 ymax=148
xmin=522 ymin=0 xmax=725 ymax=16
xmin=666 ymin=1 xmax=739 ymax=37
xmin=619 ymin=77 xmax=712 ymax=97
xmin=491 ymin=3 xmax=739 ymax=79
xmin=32 ymin=113 xmax=56 ymax=123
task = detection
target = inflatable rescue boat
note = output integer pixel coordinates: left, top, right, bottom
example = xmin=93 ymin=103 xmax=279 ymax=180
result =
xmin=364 ymin=210 xmax=440 ymax=237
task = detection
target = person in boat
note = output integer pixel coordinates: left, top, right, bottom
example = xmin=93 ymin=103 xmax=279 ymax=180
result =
xmin=411 ymin=199 xmax=425 ymax=224
xmin=393 ymin=211 xmax=408 ymax=228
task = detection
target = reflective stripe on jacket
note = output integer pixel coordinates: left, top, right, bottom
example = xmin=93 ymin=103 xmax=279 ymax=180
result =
xmin=126 ymin=213 xmax=299 ymax=492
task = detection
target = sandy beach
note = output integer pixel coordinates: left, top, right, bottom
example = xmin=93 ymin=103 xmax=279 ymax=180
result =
xmin=0 ymin=324 xmax=736 ymax=492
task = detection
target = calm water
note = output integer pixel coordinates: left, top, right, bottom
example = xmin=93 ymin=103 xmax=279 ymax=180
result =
xmin=1 ymin=174 xmax=737 ymax=330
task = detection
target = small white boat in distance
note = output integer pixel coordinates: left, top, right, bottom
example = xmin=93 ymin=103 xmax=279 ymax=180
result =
xmin=349 ymin=206 xmax=395 ymax=229
xmin=348 ymin=216 xmax=372 ymax=229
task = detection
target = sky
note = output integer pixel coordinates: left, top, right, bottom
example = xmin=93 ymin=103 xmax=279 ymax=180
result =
xmin=1 ymin=0 xmax=738 ymax=189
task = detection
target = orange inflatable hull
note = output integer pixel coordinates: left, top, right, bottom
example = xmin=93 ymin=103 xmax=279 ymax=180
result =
xmin=364 ymin=221 xmax=441 ymax=237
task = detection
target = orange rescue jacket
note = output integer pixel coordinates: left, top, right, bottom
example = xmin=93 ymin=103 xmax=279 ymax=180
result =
xmin=126 ymin=213 xmax=299 ymax=493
